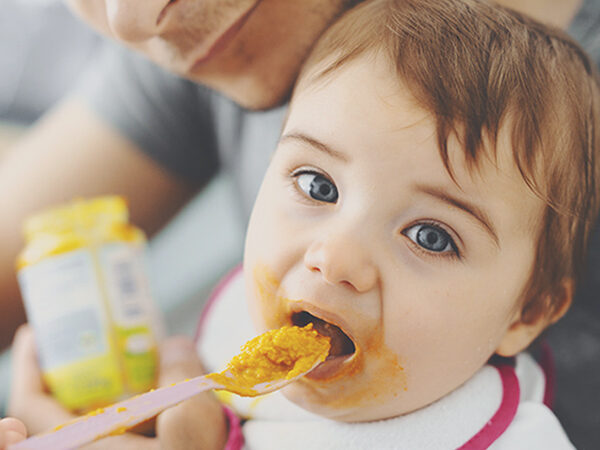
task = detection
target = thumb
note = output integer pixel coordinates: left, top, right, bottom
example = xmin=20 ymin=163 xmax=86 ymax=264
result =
xmin=8 ymin=325 xmax=74 ymax=434
xmin=157 ymin=336 xmax=205 ymax=387
xmin=10 ymin=325 xmax=44 ymax=399
xmin=0 ymin=417 xmax=27 ymax=447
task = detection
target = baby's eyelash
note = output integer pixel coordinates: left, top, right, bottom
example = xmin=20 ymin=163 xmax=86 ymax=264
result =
xmin=289 ymin=168 xmax=338 ymax=204
xmin=286 ymin=169 xmax=321 ymax=205
xmin=402 ymin=220 xmax=461 ymax=260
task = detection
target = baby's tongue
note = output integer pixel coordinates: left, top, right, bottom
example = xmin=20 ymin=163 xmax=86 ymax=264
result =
xmin=306 ymin=317 xmax=355 ymax=359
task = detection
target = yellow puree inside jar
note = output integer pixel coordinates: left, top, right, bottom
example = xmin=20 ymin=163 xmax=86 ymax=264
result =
xmin=207 ymin=324 xmax=330 ymax=396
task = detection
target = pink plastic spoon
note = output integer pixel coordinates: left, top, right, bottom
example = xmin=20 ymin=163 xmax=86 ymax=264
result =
xmin=9 ymin=325 xmax=329 ymax=450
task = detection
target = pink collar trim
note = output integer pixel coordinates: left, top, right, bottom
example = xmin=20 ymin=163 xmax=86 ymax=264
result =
xmin=457 ymin=359 xmax=520 ymax=449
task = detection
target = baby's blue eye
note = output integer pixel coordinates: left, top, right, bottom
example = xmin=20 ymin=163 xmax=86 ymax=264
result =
xmin=404 ymin=224 xmax=456 ymax=254
xmin=295 ymin=172 xmax=338 ymax=203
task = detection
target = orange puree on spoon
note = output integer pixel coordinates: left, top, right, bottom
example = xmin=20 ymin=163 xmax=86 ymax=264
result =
xmin=207 ymin=324 xmax=331 ymax=396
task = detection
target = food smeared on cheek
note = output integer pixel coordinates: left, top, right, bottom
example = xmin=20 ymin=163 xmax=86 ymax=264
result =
xmin=252 ymin=264 xmax=289 ymax=329
xmin=207 ymin=325 xmax=330 ymax=396
xmin=376 ymin=346 xmax=407 ymax=394
xmin=249 ymin=265 xmax=408 ymax=417
xmin=323 ymin=340 xmax=405 ymax=409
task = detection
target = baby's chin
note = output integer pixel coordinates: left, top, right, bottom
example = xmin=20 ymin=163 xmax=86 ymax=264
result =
xmin=279 ymin=381 xmax=409 ymax=423
xmin=279 ymin=384 xmax=365 ymax=422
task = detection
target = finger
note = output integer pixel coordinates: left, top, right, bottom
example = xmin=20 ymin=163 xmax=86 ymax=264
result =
xmin=81 ymin=432 xmax=160 ymax=450
xmin=0 ymin=418 xmax=27 ymax=445
xmin=157 ymin=393 xmax=227 ymax=450
xmin=10 ymin=325 xmax=44 ymax=398
xmin=0 ymin=418 xmax=27 ymax=436
xmin=156 ymin=337 xmax=228 ymax=450
xmin=8 ymin=326 xmax=76 ymax=434
xmin=158 ymin=336 xmax=204 ymax=386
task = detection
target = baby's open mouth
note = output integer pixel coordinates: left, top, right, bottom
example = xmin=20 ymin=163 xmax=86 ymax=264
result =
xmin=291 ymin=311 xmax=356 ymax=360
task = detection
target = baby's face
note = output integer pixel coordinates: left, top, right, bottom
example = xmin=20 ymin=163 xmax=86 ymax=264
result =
xmin=244 ymin=53 xmax=545 ymax=421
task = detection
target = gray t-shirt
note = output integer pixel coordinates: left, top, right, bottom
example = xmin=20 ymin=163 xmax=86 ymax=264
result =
xmin=77 ymin=2 xmax=600 ymax=447
xmin=77 ymin=41 xmax=285 ymax=222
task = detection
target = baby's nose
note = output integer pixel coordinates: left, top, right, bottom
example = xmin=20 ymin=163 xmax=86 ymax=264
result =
xmin=105 ymin=0 xmax=170 ymax=42
xmin=303 ymin=236 xmax=378 ymax=293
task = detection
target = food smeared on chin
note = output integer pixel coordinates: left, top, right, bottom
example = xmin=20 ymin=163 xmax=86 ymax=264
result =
xmin=292 ymin=311 xmax=356 ymax=360
xmin=207 ymin=324 xmax=330 ymax=396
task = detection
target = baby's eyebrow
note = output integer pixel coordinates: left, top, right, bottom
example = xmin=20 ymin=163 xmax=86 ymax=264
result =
xmin=280 ymin=132 xmax=349 ymax=162
xmin=415 ymin=184 xmax=500 ymax=247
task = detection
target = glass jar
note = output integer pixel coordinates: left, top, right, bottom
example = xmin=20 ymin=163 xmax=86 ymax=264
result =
xmin=17 ymin=196 xmax=161 ymax=411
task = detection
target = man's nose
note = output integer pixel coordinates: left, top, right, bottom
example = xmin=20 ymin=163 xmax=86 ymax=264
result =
xmin=105 ymin=0 xmax=171 ymax=42
xmin=303 ymin=233 xmax=378 ymax=293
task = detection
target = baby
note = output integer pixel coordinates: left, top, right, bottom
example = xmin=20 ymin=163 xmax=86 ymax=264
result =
xmin=196 ymin=0 xmax=600 ymax=448
xmin=6 ymin=0 xmax=600 ymax=448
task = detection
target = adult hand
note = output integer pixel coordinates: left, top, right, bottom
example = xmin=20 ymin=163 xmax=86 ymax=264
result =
xmin=8 ymin=325 xmax=75 ymax=434
xmin=8 ymin=326 xmax=227 ymax=449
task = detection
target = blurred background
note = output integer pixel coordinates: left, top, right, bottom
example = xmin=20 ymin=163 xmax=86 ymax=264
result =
xmin=4 ymin=3 xmax=598 ymax=449
xmin=0 ymin=0 xmax=245 ymax=412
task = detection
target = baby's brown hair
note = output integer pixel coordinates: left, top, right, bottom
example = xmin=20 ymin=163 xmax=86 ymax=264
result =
xmin=297 ymin=0 xmax=600 ymax=322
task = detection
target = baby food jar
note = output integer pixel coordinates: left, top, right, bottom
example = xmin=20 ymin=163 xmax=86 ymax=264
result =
xmin=17 ymin=196 xmax=161 ymax=411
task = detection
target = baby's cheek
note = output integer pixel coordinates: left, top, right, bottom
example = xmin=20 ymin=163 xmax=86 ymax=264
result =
xmin=361 ymin=341 xmax=408 ymax=400
xmin=324 ymin=341 xmax=408 ymax=414
xmin=249 ymin=264 xmax=288 ymax=331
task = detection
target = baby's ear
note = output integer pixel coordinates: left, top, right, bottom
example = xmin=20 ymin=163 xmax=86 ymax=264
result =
xmin=495 ymin=278 xmax=573 ymax=357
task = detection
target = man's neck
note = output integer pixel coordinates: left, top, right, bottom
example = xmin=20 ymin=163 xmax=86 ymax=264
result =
xmin=493 ymin=0 xmax=583 ymax=29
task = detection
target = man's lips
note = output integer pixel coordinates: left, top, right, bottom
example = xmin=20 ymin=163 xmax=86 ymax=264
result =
xmin=157 ymin=0 xmax=179 ymax=26
xmin=291 ymin=311 xmax=356 ymax=360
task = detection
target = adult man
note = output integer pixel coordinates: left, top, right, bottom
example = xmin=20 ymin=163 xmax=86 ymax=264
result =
xmin=2 ymin=0 xmax=598 ymax=447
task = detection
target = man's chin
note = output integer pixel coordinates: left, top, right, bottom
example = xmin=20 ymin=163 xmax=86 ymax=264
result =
xmin=220 ymin=82 xmax=293 ymax=111
xmin=187 ymin=72 xmax=294 ymax=110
